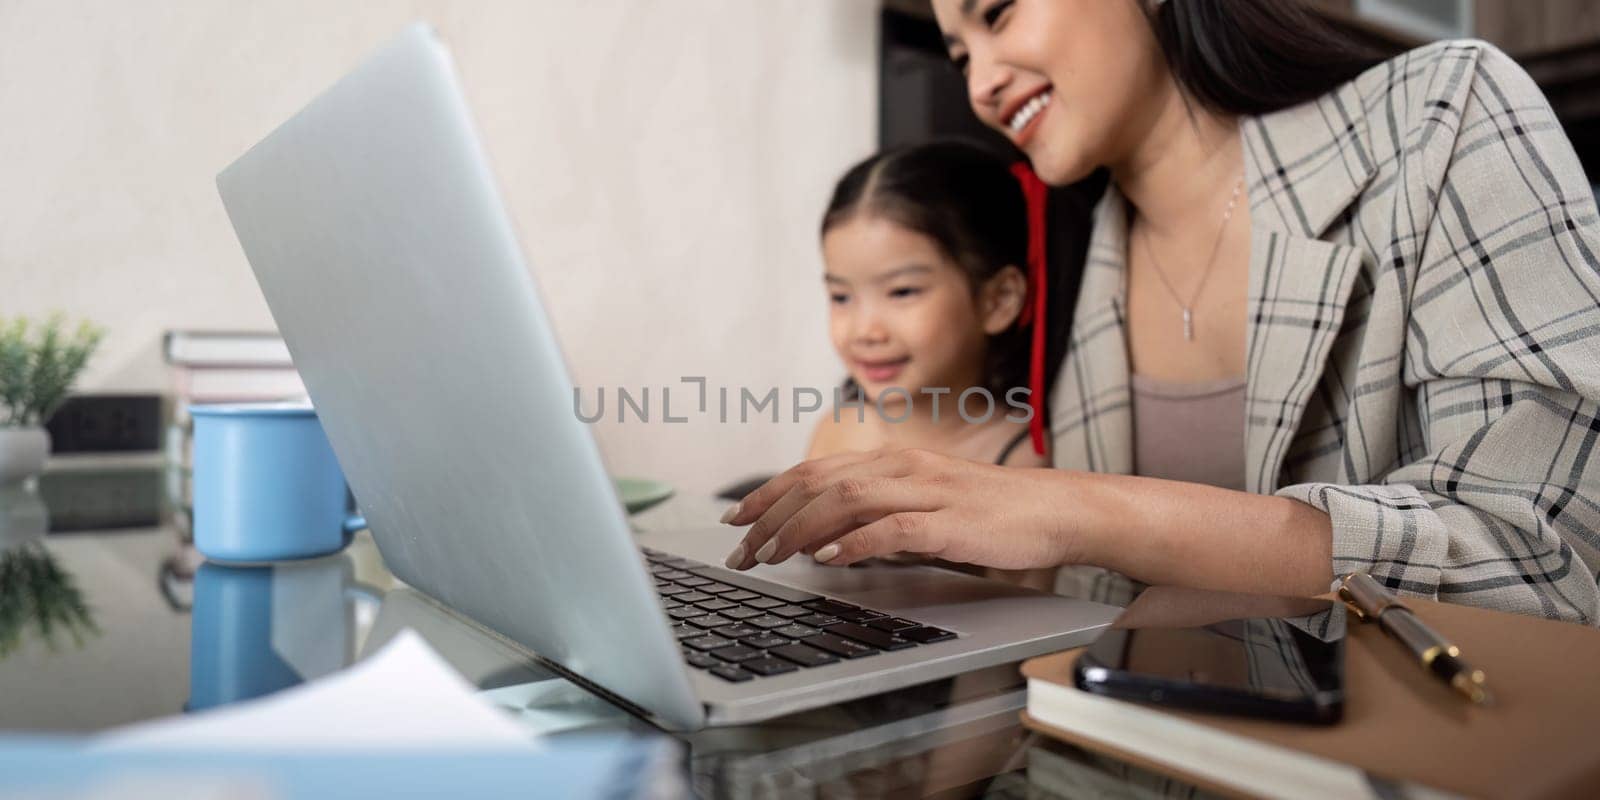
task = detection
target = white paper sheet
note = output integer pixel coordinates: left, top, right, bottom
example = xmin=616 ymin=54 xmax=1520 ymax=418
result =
xmin=99 ymin=630 xmax=538 ymax=751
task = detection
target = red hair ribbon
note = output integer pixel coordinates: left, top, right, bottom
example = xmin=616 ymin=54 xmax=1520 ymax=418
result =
xmin=1009 ymin=162 xmax=1049 ymax=457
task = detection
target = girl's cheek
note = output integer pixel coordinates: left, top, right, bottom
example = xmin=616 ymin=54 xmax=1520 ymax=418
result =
xmin=827 ymin=313 xmax=849 ymax=351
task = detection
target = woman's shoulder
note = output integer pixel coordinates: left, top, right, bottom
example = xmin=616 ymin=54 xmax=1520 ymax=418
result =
xmin=1247 ymin=38 xmax=1564 ymax=230
xmin=1350 ymin=39 xmax=1547 ymax=153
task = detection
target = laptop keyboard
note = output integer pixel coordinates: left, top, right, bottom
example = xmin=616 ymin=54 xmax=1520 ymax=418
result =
xmin=641 ymin=547 xmax=956 ymax=682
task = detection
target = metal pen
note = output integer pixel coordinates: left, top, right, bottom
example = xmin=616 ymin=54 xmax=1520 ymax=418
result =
xmin=1338 ymin=572 xmax=1492 ymax=705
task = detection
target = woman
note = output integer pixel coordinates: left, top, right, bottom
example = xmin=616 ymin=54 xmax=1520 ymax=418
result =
xmin=724 ymin=0 xmax=1600 ymax=624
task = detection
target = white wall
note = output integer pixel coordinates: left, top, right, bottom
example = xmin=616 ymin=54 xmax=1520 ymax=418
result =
xmin=0 ymin=1 xmax=877 ymax=496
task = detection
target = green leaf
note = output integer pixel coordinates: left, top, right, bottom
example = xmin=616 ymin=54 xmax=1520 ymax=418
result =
xmin=0 ymin=314 xmax=101 ymax=427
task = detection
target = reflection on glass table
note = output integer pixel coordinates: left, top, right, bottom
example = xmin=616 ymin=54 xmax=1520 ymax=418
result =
xmin=0 ymin=475 xmax=1235 ymax=798
xmin=188 ymin=555 xmax=380 ymax=710
xmin=0 ymin=484 xmax=99 ymax=659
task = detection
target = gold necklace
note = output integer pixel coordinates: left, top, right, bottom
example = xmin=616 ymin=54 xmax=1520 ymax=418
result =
xmin=1137 ymin=175 xmax=1244 ymax=342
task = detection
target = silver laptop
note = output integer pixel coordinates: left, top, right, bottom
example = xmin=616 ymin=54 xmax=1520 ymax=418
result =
xmin=215 ymin=22 xmax=1118 ymax=731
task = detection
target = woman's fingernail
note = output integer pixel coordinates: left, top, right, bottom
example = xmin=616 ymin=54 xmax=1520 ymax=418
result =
xmin=719 ymin=503 xmax=742 ymax=525
xmin=814 ymin=544 xmax=841 ymax=563
xmin=755 ymin=539 xmax=778 ymax=563
xmin=724 ymin=543 xmax=745 ymax=569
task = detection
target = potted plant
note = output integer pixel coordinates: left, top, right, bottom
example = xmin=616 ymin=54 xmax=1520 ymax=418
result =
xmin=0 ymin=315 xmax=103 ymax=485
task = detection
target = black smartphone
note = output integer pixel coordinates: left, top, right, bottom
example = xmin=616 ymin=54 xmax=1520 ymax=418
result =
xmin=1072 ymin=588 xmax=1346 ymax=724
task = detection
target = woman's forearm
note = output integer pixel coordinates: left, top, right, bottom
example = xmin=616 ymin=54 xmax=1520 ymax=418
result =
xmin=1060 ymin=471 xmax=1334 ymax=597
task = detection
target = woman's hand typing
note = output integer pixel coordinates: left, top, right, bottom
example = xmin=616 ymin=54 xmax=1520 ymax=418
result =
xmin=721 ymin=448 xmax=1080 ymax=572
xmin=720 ymin=447 xmax=1336 ymax=599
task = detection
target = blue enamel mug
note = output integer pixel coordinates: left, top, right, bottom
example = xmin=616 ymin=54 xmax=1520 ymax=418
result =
xmin=191 ymin=403 xmax=366 ymax=562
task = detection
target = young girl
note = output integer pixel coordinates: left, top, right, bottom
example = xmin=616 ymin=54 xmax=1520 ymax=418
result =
xmin=807 ymin=140 xmax=1078 ymax=469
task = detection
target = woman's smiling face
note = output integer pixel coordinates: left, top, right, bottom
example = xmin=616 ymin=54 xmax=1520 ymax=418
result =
xmin=931 ymin=0 xmax=1167 ymax=185
xmin=822 ymin=214 xmax=993 ymax=401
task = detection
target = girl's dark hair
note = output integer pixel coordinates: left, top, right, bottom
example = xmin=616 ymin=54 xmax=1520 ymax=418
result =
xmin=821 ymin=139 xmax=1089 ymax=402
xmin=1142 ymin=0 xmax=1404 ymax=116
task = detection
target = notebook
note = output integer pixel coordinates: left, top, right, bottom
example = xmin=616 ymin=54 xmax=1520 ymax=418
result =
xmin=1022 ymin=587 xmax=1600 ymax=799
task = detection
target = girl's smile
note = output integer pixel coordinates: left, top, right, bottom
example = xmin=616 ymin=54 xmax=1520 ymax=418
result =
xmin=852 ymin=356 xmax=910 ymax=385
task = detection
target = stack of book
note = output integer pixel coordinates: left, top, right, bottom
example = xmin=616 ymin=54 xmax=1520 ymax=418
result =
xmin=165 ymin=330 xmax=304 ymax=412
xmin=164 ymin=330 xmax=306 ymax=538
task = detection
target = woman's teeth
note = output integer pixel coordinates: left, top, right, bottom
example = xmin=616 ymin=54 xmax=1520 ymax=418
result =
xmin=1009 ymin=91 xmax=1051 ymax=134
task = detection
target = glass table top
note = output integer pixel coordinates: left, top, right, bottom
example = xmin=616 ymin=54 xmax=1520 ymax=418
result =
xmin=0 ymin=456 xmax=1188 ymax=799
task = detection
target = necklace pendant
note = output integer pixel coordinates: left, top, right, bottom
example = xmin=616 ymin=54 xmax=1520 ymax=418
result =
xmin=1182 ymin=308 xmax=1194 ymax=341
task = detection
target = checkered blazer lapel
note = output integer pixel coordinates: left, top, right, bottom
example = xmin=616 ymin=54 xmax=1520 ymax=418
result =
xmin=1048 ymin=187 xmax=1133 ymax=475
xmin=1049 ymin=80 xmax=1379 ymax=491
xmin=1242 ymin=80 xmax=1379 ymax=492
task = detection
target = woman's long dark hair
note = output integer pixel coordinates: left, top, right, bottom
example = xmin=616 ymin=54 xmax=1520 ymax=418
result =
xmin=1144 ymin=0 xmax=1403 ymax=115
xmin=1037 ymin=0 xmax=1404 ymax=410
xmin=822 ymin=139 xmax=1081 ymax=402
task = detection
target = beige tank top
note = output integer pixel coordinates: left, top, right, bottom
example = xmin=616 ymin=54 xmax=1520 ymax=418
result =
xmin=1130 ymin=373 xmax=1248 ymax=491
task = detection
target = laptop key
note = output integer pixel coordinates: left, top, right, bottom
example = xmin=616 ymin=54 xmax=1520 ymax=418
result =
xmin=694 ymin=598 xmax=738 ymax=612
xmin=676 ymin=591 xmax=713 ymax=604
xmin=745 ymin=597 xmax=785 ymax=610
xmin=676 ymin=577 xmax=712 ymax=588
xmin=806 ymin=633 xmax=879 ymax=659
xmin=868 ymin=617 xmax=919 ymax=632
xmin=671 ymin=624 xmax=699 ymax=639
xmin=835 ymin=609 xmax=887 ymax=624
xmin=741 ymin=633 xmax=791 ymax=649
xmin=804 ymin=599 xmax=858 ymax=615
xmin=712 ymin=624 xmax=762 ymax=639
xmin=699 ymin=583 xmax=739 ymax=595
xmin=771 ymin=643 xmax=840 ymax=668
xmin=797 ymin=614 xmax=840 ymax=628
xmin=687 ymin=567 xmax=821 ymax=604
xmin=710 ymin=665 xmax=754 ymax=682
xmin=654 ymin=569 xmax=690 ymax=580
xmin=721 ymin=606 xmax=763 ymax=620
xmin=774 ymin=623 xmax=820 ymax=639
xmin=662 ymin=557 xmax=703 ymax=569
xmin=770 ymin=605 xmax=811 ymax=618
xmin=668 ymin=607 xmax=702 ymax=620
xmin=687 ymin=614 xmax=734 ymax=629
xmin=662 ymin=599 xmax=683 ymax=610
xmin=723 ymin=590 xmax=760 ymax=602
xmin=824 ymin=622 xmax=916 ymax=651
xmin=899 ymin=626 xmax=957 ymax=644
xmin=710 ymin=644 xmax=762 ymax=663
xmin=683 ymin=651 xmax=719 ymax=669
xmin=685 ymin=635 xmax=733 ymax=651
xmin=748 ymin=615 xmax=789 ymax=630
xmin=741 ymin=657 xmax=800 ymax=677
xmin=656 ymin=584 xmax=692 ymax=597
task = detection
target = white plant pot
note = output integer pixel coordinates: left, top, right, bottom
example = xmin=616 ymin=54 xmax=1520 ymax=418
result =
xmin=0 ymin=483 xmax=49 ymax=548
xmin=0 ymin=426 xmax=50 ymax=485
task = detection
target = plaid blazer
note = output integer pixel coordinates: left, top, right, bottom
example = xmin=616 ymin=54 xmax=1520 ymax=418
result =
xmin=1048 ymin=40 xmax=1600 ymax=625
